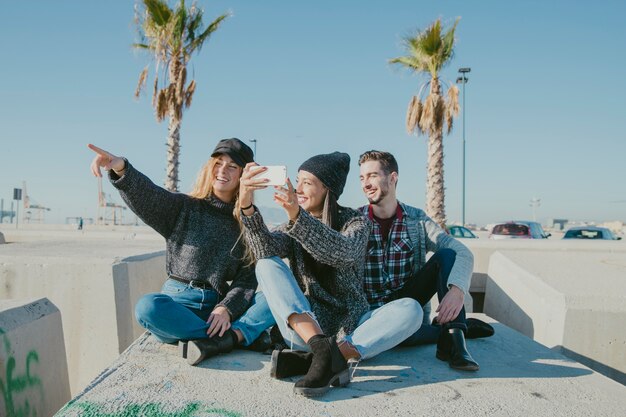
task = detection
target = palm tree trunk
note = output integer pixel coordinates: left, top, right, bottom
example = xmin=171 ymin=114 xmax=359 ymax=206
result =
xmin=425 ymin=78 xmax=446 ymax=227
xmin=426 ymin=129 xmax=446 ymax=227
xmin=164 ymin=57 xmax=184 ymax=192
xmin=165 ymin=115 xmax=181 ymax=192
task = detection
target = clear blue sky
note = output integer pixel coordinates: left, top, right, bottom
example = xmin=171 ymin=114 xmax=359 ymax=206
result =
xmin=1 ymin=0 xmax=625 ymax=226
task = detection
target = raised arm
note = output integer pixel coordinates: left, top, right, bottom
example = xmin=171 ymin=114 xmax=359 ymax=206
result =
xmin=88 ymin=144 xmax=184 ymax=238
xmin=285 ymin=209 xmax=371 ymax=268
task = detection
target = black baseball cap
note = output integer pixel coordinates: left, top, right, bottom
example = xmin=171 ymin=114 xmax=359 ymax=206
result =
xmin=211 ymin=138 xmax=254 ymax=167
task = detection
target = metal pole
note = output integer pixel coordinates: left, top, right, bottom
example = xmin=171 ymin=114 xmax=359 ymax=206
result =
xmin=462 ymin=78 xmax=466 ymax=227
xmin=457 ymin=67 xmax=471 ymax=227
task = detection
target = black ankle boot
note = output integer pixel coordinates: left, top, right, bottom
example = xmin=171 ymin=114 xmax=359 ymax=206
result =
xmin=182 ymin=330 xmax=237 ymax=366
xmin=436 ymin=327 xmax=479 ymax=371
xmin=293 ymin=335 xmax=350 ymax=397
xmin=240 ymin=330 xmax=272 ymax=353
xmin=466 ymin=318 xmax=495 ymax=339
xmin=270 ymin=349 xmax=313 ymax=379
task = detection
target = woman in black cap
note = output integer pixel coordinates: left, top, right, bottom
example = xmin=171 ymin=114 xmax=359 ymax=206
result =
xmin=87 ymin=140 xmax=264 ymax=353
xmin=233 ymin=152 xmax=422 ymax=397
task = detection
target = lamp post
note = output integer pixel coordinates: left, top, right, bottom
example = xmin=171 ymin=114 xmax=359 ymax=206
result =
xmin=530 ymin=197 xmax=541 ymax=222
xmin=456 ymin=67 xmax=471 ymax=226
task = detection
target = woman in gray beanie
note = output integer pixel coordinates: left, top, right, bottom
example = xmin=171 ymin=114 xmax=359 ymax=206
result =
xmin=231 ymin=151 xmax=422 ymax=397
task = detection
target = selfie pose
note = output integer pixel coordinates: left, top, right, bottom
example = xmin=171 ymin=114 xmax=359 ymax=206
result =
xmin=88 ymin=139 xmax=262 ymax=356
xmin=234 ymin=152 xmax=422 ymax=397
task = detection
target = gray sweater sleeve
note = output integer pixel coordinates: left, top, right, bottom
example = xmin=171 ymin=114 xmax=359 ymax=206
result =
xmin=286 ymin=209 xmax=371 ymax=268
xmin=241 ymin=208 xmax=292 ymax=259
xmin=423 ymin=216 xmax=474 ymax=294
xmin=216 ymin=262 xmax=257 ymax=320
xmin=109 ymin=161 xmax=184 ymax=238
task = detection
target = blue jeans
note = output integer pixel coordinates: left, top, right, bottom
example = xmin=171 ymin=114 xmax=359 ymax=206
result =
xmin=397 ymin=248 xmax=468 ymax=346
xmin=254 ymin=257 xmax=423 ymax=359
xmin=134 ymin=279 xmax=219 ymax=344
xmin=230 ymin=292 xmax=276 ymax=347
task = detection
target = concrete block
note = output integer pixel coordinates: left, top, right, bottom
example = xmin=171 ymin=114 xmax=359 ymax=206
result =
xmin=484 ymin=250 xmax=626 ymax=385
xmin=0 ymin=239 xmax=166 ymax=395
xmin=463 ymin=237 xmax=626 ymax=293
xmin=0 ymin=298 xmax=70 ymax=417
xmin=55 ymin=315 xmax=626 ymax=417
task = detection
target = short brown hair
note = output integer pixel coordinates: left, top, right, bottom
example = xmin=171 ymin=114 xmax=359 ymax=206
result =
xmin=358 ymin=150 xmax=399 ymax=175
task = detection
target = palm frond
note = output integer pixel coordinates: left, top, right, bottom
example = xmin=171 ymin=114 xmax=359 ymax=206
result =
xmin=441 ymin=18 xmax=459 ymax=64
xmin=176 ymin=66 xmax=187 ymax=105
xmin=186 ymin=5 xmax=203 ymax=44
xmin=135 ymin=66 xmax=149 ymax=99
xmin=152 ymin=76 xmax=159 ymax=107
xmin=433 ymin=95 xmax=446 ymax=132
xmin=172 ymin=0 xmax=187 ymax=52
xmin=391 ymin=17 xmax=460 ymax=78
xmin=143 ymin=0 xmax=172 ymax=27
xmin=132 ymin=43 xmax=152 ymax=50
xmin=406 ymin=96 xmax=417 ymax=134
xmin=156 ymin=89 xmax=167 ymax=122
xmin=184 ymin=79 xmax=196 ymax=108
xmin=446 ymin=85 xmax=459 ymax=117
xmin=420 ymin=94 xmax=435 ymax=134
xmin=188 ymin=12 xmax=229 ymax=54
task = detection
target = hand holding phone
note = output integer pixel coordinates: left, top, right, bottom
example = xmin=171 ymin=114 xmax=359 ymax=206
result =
xmin=251 ymin=165 xmax=287 ymax=186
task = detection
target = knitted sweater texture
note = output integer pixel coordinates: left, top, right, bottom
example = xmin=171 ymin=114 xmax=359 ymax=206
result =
xmin=241 ymin=207 xmax=371 ymax=339
xmin=109 ymin=162 xmax=256 ymax=320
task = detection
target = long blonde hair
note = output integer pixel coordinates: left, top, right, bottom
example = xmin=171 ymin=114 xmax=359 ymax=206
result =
xmin=188 ymin=156 xmax=255 ymax=263
xmin=189 ymin=157 xmax=220 ymax=199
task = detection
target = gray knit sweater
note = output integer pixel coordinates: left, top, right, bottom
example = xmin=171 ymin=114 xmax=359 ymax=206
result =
xmin=241 ymin=207 xmax=371 ymax=339
xmin=109 ymin=161 xmax=256 ymax=320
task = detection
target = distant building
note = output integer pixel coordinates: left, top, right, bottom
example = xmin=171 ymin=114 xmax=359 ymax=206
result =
xmin=547 ymin=218 xmax=568 ymax=231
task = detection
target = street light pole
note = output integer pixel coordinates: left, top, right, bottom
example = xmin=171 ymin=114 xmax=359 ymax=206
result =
xmin=457 ymin=67 xmax=471 ymax=226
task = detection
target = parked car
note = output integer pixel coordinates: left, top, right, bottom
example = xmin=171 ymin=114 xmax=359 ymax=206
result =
xmin=563 ymin=226 xmax=622 ymax=240
xmin=489 ymin=221 xmax=551 ymax=240
xmin=447 ymin=225 xmax=478 ymax=239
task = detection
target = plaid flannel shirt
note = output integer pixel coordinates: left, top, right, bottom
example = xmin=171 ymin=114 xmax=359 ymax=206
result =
xmin=360 ymin=204 xmax=415 ymax=308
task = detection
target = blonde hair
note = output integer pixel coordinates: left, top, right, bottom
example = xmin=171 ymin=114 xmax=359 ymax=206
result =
xmin=189 ymin=157 xmax=219 ymax=199
xmin=188 ymin=156 xmax=255 ymax=264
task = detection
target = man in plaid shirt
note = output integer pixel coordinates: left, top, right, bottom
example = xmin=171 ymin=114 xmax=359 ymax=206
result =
xmin=358 ymin=150 xmax=492 ymax=371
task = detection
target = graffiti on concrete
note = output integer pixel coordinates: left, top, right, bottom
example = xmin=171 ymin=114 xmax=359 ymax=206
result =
xmin=0 ymin=328 xmax=43 ymax=417
xmin=59 ymin=401 xmax=242 ymax=417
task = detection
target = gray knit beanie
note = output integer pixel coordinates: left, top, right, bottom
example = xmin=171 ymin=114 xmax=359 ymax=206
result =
xmin=298 ymin=152 xmax=350 ymax=198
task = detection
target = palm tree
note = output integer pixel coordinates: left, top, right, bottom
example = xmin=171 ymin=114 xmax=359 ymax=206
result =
xmin=134 ymin=0 xmax=229 ymax=191
xmin=389 ymin=18 xmax=460 ymax=227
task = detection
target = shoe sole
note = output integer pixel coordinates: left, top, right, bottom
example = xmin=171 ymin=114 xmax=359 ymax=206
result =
xmin=186 ymin=341 xmax=204 ymax=366
xmin=293 ymin=369 xmax=350 ymax=397
xmin=178 ymin=341 xmax=188 ymax=359
xmin=270 ymin=349 xmax=281 ymax=379
xmin=436 ymin=350 xmax=479 ymax=371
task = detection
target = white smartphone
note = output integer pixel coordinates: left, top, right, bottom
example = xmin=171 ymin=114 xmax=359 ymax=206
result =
xmin=251 ymin=165 xmax=287 ymax=186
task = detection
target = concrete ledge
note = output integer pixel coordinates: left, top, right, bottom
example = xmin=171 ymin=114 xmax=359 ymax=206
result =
xmin=464 ymin=238 xmax=626 ymax=293
xmin=484 ymin=250 xmax=626 ymax=385
xmin=0 ymin=298 xmax=70 ymax=417
xmin=56 ymin=314 xmax=626 ymax=417
xmin=0 ymin=239 xmax=166 ymax=394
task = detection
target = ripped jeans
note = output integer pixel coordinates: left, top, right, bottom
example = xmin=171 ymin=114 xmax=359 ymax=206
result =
xmin=245 ymin=256 xmax=422 ymax=360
